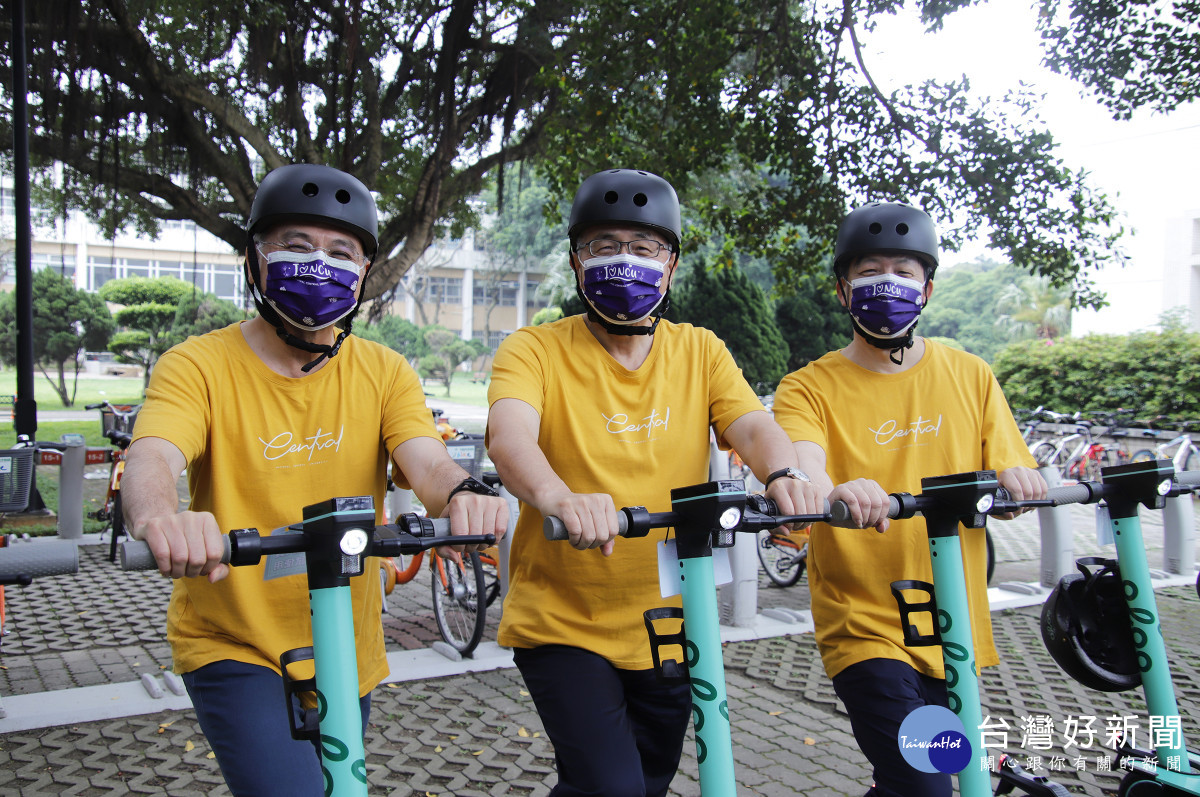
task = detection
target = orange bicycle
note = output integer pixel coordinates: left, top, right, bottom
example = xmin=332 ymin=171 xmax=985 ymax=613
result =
xmin=379 ymin=542 xmax=500 ymax=656
xmin=85 ymin=401 xmax=141 ymax=562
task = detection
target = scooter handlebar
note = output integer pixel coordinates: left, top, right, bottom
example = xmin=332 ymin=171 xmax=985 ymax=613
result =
xmin=0 ymin=540 xmax=79 ymax=581
xmin=544 ymin=512 xmax=630 ymax=541
xmin=120 ymin=537 xmax=233 ymax=572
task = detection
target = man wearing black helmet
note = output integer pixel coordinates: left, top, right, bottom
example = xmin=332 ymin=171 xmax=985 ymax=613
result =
xmin=121 ymin=164 xmax=509 ymax=796
xmin=772 ymin=202 xmax=1045 ymax=797
xmin=486 ymin=169 xmax=823 ymax=796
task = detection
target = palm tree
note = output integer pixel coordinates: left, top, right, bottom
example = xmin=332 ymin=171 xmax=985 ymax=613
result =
xmin=995 ymin=276 xmax=1072 ymax=341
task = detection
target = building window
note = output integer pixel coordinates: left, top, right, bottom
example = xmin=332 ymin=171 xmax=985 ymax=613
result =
xmin=124 ymin=258 xmax=151 ymax=277
xmin=212 ymin=264 xmax=239 ymax=299
xmin=474 ymin=279 xmax=520 ymax=306
xmin=89 ymin=256 xmax=115 ymax=290
xmin=415 ymin=275 xmax=462 ymax=304
xmin=526 ymin=280 xmax=548 ymax=308
xmin=34 ymin=253 xmax=76 ymax=282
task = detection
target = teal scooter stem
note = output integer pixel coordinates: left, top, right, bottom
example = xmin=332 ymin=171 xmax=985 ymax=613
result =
xmin=121 ymin=497 xmax=495 ymax=797
xmin=878 ymin=472 xmax=1075 ymax=797
xmin=1080 ymin=462 xmax=1200 ymax=796
xmin=545 ymin=480 xmax=827 ymax=796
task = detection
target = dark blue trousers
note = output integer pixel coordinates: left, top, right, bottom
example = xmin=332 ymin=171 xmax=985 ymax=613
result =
xmin=514 ymin=645 xmax=693 ymax=797
xmin=832 ymin=657 xmax=954 ymax=797
xmin=182 ymin=659 xmax=372 ymax=797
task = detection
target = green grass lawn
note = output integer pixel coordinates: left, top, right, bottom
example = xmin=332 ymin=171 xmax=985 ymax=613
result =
xmin=0 ymin=367 xmax=144 ymax=410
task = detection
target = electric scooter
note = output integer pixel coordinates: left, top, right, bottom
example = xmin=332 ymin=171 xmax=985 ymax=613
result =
xmin=869 ymin=470 xmax=1076 ymax=797
xmin=122 ymin=496 xmax=495 ymax=797
xmin=1038 ymin=461 xmax=1200 ymax=796
xmin=545 ymin=478 xmax=828 ymax=796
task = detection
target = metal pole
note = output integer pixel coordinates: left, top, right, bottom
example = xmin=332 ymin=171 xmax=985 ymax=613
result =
xmin=56 ymin=442 xmax=85 ymax=539
xmin=10 ymin=0 xmax=37 ymax=440
xmin=1036 ymin=466 xmax=1074 ymax=588
xmin=1161 ymin=495 xmax=1196 ymax=576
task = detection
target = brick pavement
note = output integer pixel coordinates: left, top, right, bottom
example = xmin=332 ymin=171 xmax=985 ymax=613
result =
xmin=0 ymin=500 xmax=1197 ymax=795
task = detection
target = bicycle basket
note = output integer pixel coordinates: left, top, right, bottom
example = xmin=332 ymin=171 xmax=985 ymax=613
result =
xmin=446 ymin=438 xmax=487 ymax=480
xmin=0 ymin=448 xmax=35 ymax=513
xmin=101 ymin=405 xmax=141 ymax=436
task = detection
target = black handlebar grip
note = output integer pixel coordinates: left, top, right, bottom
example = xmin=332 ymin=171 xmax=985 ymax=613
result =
xmin=543 ymin=513 xmax=630 ymax=541
xmin=0 ymin=541 xmax=79 ymax=580
xmin=828 ymin=495 xmax=901 ymax=525
xmin=120 ymin=537 xmax=233 ymax=572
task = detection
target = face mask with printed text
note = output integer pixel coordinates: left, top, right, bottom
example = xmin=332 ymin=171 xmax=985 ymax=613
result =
xmin=846 ymin=273 xmax=926 ymax=340
xmin=579 ymin=253 xmax=666 ymax=324
xmin=259 ymin=249 xmax=362 ymax=331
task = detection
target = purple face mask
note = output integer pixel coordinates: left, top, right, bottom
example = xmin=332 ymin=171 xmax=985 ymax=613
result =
xmin=580 ymin=254 xmax=666 ymax=324
xmin=847 ymin=273 xmax=926 ymax=339
xmin=260 ymin=250 xmax=362 ymax=331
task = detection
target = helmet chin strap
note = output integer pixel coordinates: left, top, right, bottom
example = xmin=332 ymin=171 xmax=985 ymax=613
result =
xmin=575 ymin=282 xmax=669 ymax=336
xmin=847 ymin=312 xmax=917 ymax=366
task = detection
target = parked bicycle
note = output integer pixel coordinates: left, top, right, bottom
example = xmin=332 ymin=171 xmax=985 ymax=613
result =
xmin=1131 ymin=420 xmax=1199 ymax=473
xmin=84 ymin=401 xmax=141 ymax=562
xmin=377 ymin=464 xmax=503 ymax=657
xmin=1027 ymin=410 xmax=1129 ymax=482
xmin=378 ymin=543 xmax=498 ymax=657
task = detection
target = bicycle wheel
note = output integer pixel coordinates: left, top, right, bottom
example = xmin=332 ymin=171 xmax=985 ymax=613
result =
xmin=431 ymin=551 xmax=487 ymax=656
xmin=756 ymin=531 xmax=805 ymax=587
xmin=107 ymin=490 xmax=125 ymax=563
xmin=1131 ymin=449 xmax=1157 ymax=463
xmin=1029 ymin=441 xmax=1057 ymax=468
xmin=985 ymin=527 xmax=995 ymax=585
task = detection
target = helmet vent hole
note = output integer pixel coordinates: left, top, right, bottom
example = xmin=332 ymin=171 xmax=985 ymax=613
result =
xmin=633 ymin=193 xmax=648 ymax=207
xmin=604 ymin=191 xmax=619 ymax=205
xmin=868 ymin=222 xmax=882 ymax=235
xmin=302 ymin=182 xmax=319 ymax=197
xmin=896 ymin=223 xmax=909 ymax=235
xmin=335 ymin=189 xmax=352 ymax=204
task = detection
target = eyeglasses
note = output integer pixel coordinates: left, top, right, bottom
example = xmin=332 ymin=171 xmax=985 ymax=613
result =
xmin=575 ymin=238 xmax=673 ymax=259
xmin=257 ymin=240 xmax=369 ymax=270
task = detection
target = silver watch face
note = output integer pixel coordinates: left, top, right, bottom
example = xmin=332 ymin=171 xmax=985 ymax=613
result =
xmin=787 ymin=467 xmax=811 ymax=483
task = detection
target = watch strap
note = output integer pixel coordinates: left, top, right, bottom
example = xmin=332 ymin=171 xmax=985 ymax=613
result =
xmin=446 ymin=476 xmax=500 ymax=503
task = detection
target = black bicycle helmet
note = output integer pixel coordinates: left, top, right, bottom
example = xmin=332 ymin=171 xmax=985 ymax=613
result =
xmin=1040 ymin=557 xmax=1141 ymax=692
xmin=246 ymin=164 xmax=379 ymax=259
xmin=833 ymin=201 xmax=939 ymax=279
xmin=567 ymin=169 xmax=682 ymax=250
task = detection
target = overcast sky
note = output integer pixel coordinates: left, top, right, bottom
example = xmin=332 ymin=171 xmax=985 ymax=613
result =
xmin=861 ymin=3 xmax=1200 ymax=335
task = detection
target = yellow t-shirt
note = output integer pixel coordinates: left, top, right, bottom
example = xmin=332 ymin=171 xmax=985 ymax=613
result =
xmin=489 ymin=315 xmax=765 ymax=669
xmin=772 ymin=340 xmax=1034 ymax=680
xmin=133 ymin=323 xmax=440 ymax=696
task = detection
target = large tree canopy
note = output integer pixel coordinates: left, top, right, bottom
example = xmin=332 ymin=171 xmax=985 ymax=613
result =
xmin=1 ymin=0 xmax=1137 ymax=308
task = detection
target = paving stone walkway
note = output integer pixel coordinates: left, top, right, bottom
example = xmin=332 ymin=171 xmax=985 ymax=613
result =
xmin=0 ymin=498 xmax=1197 ymax=795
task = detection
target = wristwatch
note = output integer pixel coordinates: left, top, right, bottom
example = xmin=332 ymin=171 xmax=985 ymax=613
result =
xmin=446 ymin=476 xmax=500 ymax=503
xmin=764 ymin=467 xmax=811 ymax=487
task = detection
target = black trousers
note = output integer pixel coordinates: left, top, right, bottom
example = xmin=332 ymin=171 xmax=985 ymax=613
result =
xmin=513 ymin=645 xmax=693 ymax=797
xmin=832 ymin=657 xmax=954 ymax=797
